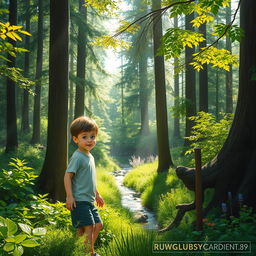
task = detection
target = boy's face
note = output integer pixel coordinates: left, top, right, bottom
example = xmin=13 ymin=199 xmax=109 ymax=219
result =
xmin=73 ymin=130 xmax=97 ymax=154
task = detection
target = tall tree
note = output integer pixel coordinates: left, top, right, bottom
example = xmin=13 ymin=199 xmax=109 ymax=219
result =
xmin=184 ymin=13 xmax=196 ymax=148
xmin=138 ymin=47 xmax=149 ymax=135
xmin=199 ymin=23 xmax=208 ymax=112
xmin=152 ymin=0 xmax=173 ymax=172
xmin=74 ymin=0 xmax=87 ymax=118
xmin=173 ymin=16 xmax=181 ymax=141
xmin=5 ymin=0 xmax=18 ymax=153
xmin=31 ymin=0 xmax=44 ymax=144
xmin=225 ymin=4 xmax=233 ymax=113
xmin=21 ymin=0 xmax=31 ymax=134
xmin=39 ymin=0 xmax=69 ymax=201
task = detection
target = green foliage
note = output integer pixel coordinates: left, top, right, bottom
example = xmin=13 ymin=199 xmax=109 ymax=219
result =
xmin=158 ymin=28 xmax=205 ymax=59
xmin=0 ymin=21 xmax=34 ymax=89
xmin=170 ymin=97 xmax=189 ymax=118
xmin=185 ymin=112 xmax=233 ymax=164
xmin=200 ymin=207 xmax=256 ymax=242
xmin=0 ymin=216 xmax=46 ymax=256
xmin=0 ymin=158 xmax=37 ymax=204
xmin=84 ymin=0 xmax=119 ymax=15
xmin=162 ymin=0 xmax=230 ymax=18
xmin=213 ymin=23 xmax=244 ymax=42
xmin=0 ymin=159 xmax=70 ymax=228
xmin=191 ymin=47 xmax=239 ymax=71
xmin=90 ymin=35 xmax=130 ymax=50
xmin=21 ymin=194 xmax=71 ymax=228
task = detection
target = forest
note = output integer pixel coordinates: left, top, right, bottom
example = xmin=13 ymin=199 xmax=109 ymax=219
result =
xmin=0 ymin=0 xmax=255 ymax=255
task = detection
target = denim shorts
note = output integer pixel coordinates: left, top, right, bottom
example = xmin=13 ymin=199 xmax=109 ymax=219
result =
xmin=71 ymin=201 xmax=102 ymax=228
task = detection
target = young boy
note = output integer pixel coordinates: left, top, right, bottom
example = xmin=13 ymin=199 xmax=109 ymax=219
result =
xmin=64 ymin=116 xmax=104 ymax=256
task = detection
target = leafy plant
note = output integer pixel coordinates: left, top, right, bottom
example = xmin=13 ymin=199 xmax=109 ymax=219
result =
xmin=0 ymin=158 xmax=37 ymax=204
xmin=185 ymin=112 xmax=233 ymax=164
xmin=0 ymin=216 xmax=46 ymax=256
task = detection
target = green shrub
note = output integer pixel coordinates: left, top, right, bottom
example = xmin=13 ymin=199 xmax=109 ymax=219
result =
xmin=185 ymin=112 xmax=233 ymax=164
xmin=0 ymin=158 xmax=37 ymax=205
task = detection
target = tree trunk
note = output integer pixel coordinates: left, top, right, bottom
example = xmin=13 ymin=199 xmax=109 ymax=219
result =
xmin=21 ymin=0 xmax=30 ymax=134
xmin=152 ymin=0 xmax=173 ymax=172
xmin=120 ymin=54 xmax=125 ymax=126
xmin=5 ymin=0 xmax=18 ymax=153
xmin=173 ymin=17 xmax=181 ymax=140
xmin=31 ymin=0 xmax=44 ymax=144
xmin=74 ymin=0 xmax=87 ymax=118
xmin=184 ymin=13 xmax=196 ymax=148
xmin=199 ymin=23 xmax=208 ymax=112
xmin=176 ymin=0 xmax=256 ymax=213
xmin=225 ymin=5 xmax=233 ymax=114
xmin=39 ymin=0 xmax=69 ymax=201
xmin=139 ymin=46 xmax=149 ymax=135
xmin=215 ymin=69 xmax=219 ymax=120
xmin=69 ymin=50 xmax=74 ymax=123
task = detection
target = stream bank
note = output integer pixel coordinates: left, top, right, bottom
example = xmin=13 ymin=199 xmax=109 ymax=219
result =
xmin=112 ymin=168 xmax=158 ymax=230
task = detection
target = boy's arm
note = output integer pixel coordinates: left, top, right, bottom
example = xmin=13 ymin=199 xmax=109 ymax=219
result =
xmin=64 ymin=172 xmax=76 ymax=210
xmin=95 ymin=189 xmax=104 ymax=207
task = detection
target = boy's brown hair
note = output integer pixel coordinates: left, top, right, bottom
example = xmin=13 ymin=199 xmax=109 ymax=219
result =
xmin=70 ymin=116 xmax=98 ymax=137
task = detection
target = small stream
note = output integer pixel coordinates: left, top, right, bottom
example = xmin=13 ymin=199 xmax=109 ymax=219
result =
xmin=113 ymin=168 xmax=158 ymax=230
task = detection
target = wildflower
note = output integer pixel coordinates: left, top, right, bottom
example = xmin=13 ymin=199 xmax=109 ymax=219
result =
xmin=207 ymin=222 xmax=215 ymax=226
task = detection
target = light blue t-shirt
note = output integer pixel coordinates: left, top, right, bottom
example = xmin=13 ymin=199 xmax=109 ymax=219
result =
xmin=66 ymin=150 xmax=96 ymax=202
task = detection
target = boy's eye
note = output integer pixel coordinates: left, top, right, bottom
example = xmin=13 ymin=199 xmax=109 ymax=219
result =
xmin=90 ymin=136 xmax=95 ymax=140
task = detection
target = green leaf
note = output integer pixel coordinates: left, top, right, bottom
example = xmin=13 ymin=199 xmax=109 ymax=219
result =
xmin=6 ymin=218 xmax=18 ymax=236
xmin=0 ymin=226 xmax=8 ymax=238
xmin=13 ymin=245 xmax=24 ymax=256
xmin=5 ymin=236 xmax=16 ymax=242
xmin=32 ymin=227 xmax=47 ymax=236
xmin=18 ymin=223 xmax=31 ymax=235
xmin=21 ymin=239 xmax=39 ymax=247
xmin=3 ymin=242 xmax=15 ymax=252
xmin=15 ymin=234 xmax=27 ymax=243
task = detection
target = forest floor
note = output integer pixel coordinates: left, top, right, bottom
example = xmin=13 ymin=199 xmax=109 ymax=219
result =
xmin=0 ymin=144 xmax=255 ymax=255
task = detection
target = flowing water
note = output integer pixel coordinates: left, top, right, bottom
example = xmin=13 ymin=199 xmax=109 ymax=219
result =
xmin=113 ymin=168 xmax=158 ymax=230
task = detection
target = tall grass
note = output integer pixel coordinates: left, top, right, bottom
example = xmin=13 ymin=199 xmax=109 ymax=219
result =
xmin=123 ymin=161 xmax=195 ymax=227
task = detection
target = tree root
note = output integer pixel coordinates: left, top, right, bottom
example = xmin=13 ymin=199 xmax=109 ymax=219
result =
xmin=158 ymin=202 xmax=195 ymax=233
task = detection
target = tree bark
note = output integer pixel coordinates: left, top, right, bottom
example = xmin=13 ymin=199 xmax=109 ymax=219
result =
xmin=199 ymin=23 xmax=208 ymax=112
xmin=184 ymin=13 xmax=196 ymax=149
xmin=173 ymin=17 xmax=181 ymax=140
xmin=176 ymin=0 xmax=256 ymax=213
xmin=225 ymin=5 xmax=233 ymax=114
xmin=139 ymin=46 xmax=149 ymax=135
xmin=74 ymin=0 xmax=87 ymax=118
xmin=152 ymin=0 xmax=173 ymax=172
xmin=21 ymin=0 xmax=30 ymax=134
xmin=39 ymin=0 xmax=69 ymax=201
xmin=5 ymin=0 xmax=18 ymax=153
xmin=31 ymin=0 xmax=44 ymax=144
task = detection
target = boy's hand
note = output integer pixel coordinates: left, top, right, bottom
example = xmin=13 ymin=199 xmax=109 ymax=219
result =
xmin=66 ymin=196 xmax=76 ymax=211
xmin=96 ymin=193 xmax=104 ymax=208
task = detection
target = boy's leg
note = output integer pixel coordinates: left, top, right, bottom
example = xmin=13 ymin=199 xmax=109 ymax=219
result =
xmin=92 ymin=222 xmax=103 ymax=245
xmin=84 ymin=225 xmax=94 ymax=255
xmin=77 ymin=226 xmax=85 ymax=236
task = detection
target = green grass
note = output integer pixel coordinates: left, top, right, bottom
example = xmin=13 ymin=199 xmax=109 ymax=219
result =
xmin=123 ymin=161 xmax=195 ymax=227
